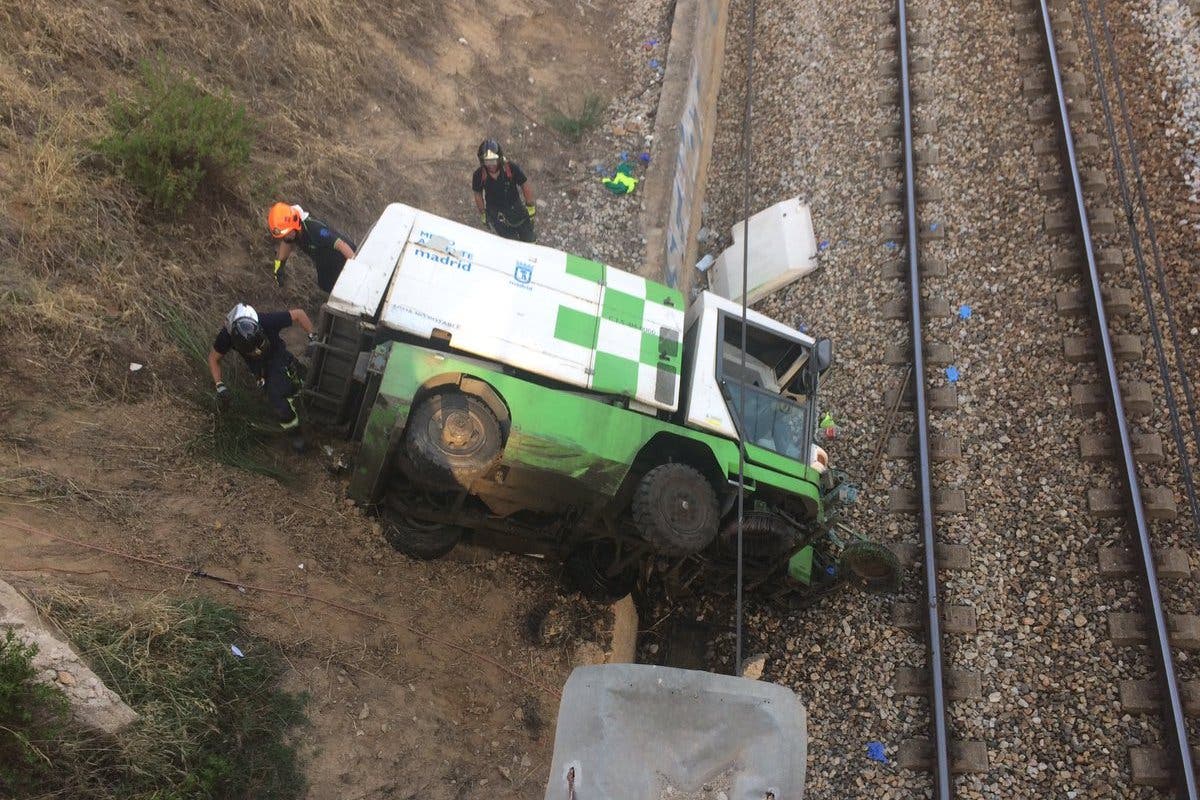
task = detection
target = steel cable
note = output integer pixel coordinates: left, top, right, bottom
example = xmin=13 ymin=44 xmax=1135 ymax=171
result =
xmin=734 ymin=0 xmax=760 ymax=678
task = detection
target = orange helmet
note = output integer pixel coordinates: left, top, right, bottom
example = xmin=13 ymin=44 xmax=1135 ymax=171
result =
xmin=267 ymin=203 xmax=302 ymax=239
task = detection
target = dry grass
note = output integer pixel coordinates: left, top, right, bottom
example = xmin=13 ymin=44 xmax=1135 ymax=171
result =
xmin=1 ymin=587 xmax=309 ymax=799
xmin=0 ymin=0 xmax=445 ymax=405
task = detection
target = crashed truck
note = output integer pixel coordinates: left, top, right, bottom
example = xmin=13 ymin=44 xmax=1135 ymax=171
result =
xmin=303 ymin=202 xmax=898 ymax=600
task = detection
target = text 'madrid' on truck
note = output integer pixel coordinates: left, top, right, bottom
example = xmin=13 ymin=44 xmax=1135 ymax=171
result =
xmin=303 ymin=203 xmax=899 ymax=602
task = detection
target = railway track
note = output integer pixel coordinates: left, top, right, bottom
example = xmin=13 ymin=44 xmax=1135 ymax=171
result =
xmin=879 ymin=0 xmax=1200 ymax=795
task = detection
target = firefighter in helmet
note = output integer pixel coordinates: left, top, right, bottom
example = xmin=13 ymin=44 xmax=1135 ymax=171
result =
xmin=472 ymin=139 xmax=537 ymax=243
xmin=207 ymin=303 xmax=315 ymax=453
xmin=267 ymin=203 xmax=357 ymax=293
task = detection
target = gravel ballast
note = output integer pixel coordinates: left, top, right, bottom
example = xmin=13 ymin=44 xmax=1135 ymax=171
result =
xmin=688 ymin=0 xmax=1200 ymax=797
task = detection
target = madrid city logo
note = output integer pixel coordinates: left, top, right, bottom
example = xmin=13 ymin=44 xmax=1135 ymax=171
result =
xmin=513 ymin=262 xmax=533 ymax=285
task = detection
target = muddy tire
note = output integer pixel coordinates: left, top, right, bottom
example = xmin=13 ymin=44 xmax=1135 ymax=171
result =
xmin=382 ymin=515 xmax=463 ymax=560
xmin=564 ymin=540 xmax=639 ymax=602
xmin=839 ymin=540 xmax=902 ymax=594
xmin=404 ymin=391 xmax=502 ymax=490
xmin=632 ymin=463 xmax=719 ymax=555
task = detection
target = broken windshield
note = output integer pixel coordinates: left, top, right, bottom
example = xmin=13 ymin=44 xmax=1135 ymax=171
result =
xmin=717 ymin=314 xmax=815 ymax=462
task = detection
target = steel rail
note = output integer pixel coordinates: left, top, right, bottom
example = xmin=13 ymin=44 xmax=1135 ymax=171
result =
xmin=1037 ymin=3 xmax=1199 ymax=796
xmin=1085 ymin=0 xmax=1200 ymax=536
xmin=897 ymin=0 xmax=952 ymax=795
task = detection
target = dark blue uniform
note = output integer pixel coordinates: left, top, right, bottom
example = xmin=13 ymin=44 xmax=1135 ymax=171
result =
xmin=294 ymin=217 xmax=357 ymax=292
xmin=213 ymin=312 xmax=301 ymax=430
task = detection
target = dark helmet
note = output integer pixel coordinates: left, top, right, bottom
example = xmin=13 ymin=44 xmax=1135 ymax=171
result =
xmin=226 ymin=303 xmax=267 ymax=358
xmin=477 ymin=138 xmax=503 ymax=165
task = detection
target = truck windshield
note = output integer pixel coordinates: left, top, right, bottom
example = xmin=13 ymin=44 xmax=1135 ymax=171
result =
xmin=717 ymin=314 xmax=815 ymax=463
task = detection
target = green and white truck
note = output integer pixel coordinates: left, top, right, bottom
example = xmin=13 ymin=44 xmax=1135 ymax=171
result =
xmin=304 ymin=203 xmax=896 ymax=600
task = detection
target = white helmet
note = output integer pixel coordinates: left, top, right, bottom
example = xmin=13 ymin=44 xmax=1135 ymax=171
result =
xmin=225 ymin=304 xmax=265 ymax=357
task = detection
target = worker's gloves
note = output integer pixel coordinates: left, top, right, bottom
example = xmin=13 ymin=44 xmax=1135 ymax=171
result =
xmin=525 ymin=204 xmax=536 ymax=219
xmin=273 ymin=259 xmax=287 ymax=287
xmin=215 ymin=382 xmax=231 ymax=411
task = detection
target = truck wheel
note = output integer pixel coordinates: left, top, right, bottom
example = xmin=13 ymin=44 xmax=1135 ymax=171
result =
xmin=405 ymin=391 xmax=503 ymax=489
xmin=632 ymin=464 xmax=719 ymax=555
xmin=382 ymin=515 xmax=463 ymax=560
xmin=839 ymin=540 xmax=902 ymax=594
xmin=564 ymin=540 xmax=639 ymax=602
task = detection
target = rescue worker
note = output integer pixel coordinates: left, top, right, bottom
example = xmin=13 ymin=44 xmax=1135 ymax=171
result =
xmin=267 ymin=202 xmax=357 ymax=292
xmin=208 ymin=303 xmax=315 ymax=453
xmin=472 ymin=139 xmax=537 ymax=242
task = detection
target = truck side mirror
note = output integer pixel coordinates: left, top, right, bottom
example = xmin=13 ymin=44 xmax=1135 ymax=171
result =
xmin=814 ymin=338 xmax=833 ymax=374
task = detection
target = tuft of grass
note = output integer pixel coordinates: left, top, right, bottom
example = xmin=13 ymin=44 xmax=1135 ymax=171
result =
xmin=544 ymin=93 xmax=606 ymax=142
xmin=95 ymin=58 xmax=253 ymax=214
xmin=162 ymin=304 xmax=293 ymax=482
xmin=1 ymin=590 xmax=308 ymax=800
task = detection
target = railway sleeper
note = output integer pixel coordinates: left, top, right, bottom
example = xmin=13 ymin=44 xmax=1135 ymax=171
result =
xmin=1062 ymin=333 xmax=1142 ymax=363
xmin=1028 ymin=97 xmax=1093 ymax=124
xmin=1078 ymin=431 xmax=1164 ymax=464
xmin=888 ymin=541 xmax=972 ymax=570
xmin=892 ymin=601 xmax=977 ymax=634
xmin=871 ymin=7 xmax=931 ymax=23
xmin=882 ymin=255 xmax=947 ymax=279
xmin=1049 ymin=246 xmax=1124 ymax=275
xmin=1019 ymin=40 xmax=1080 ymax=65
xmin=883 ymin=296 xmax=953 ymax=320
xmin=875 ymin=30 xmax=931 ymax=51
xmin=1070 ymin=380 xmax=1153 ymax=415
xmin=882 ymin=383 xmax=958 ymax=410
xmin=895 ymin=666 xmax=982 ymax=699
xmin=1021 ymin=70 xmax=1087 ymax=96
xmin=882 ymin=223 xmax=948 ymax=243
xmin=1055 ymin=286 xmax=1134 ymax=317
xmin=1088 ymin=486 xmax=1177 ymax=520
xmin=1119 ymin=679 xmax=1200 ymax=714
xmin=880 ymin=184 xmax=945 ymax=206
xmin=887 ymin=433 xmax=962 ymax=461
xmin=1034 ymin=131 xmax=1103 ymax=158
xmin=875 ymin=85 xmax=935 ymax=107
xmin=889 ymin=486 xmax=967 ymax=515
xmin=1099 ymin=546 xmax=1190 ymax=580
xmin=879 ymin=146 xmax=941 ymax=169
xmin=876 ymin=118 xmax=939 ymax=139
xmin=1129 ymin=746 xmax=1200 ymax=788
xmin=1039 ymin=168 xmax=1107 ymax=196
xmin=1108 ymin=612 xmax=1200 ymax=649
xmin=874 ymin=55 xmax=933 ymax=77
xmin=884 ymin=342 xmax=954 ymax=365
xmin=1044 ymin=205 xmax=1117 ymax=236
xmin=898 ymin=739 xmax=990 ymax=774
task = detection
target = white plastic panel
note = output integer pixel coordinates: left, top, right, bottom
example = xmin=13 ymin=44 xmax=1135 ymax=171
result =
xmin=708 ymin=196 xmax=819 ymax=304
xmin=326 ymin=203 xmax=418 ymax=319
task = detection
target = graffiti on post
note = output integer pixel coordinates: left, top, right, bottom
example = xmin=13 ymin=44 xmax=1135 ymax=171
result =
xmin=662 ymin=0 xmax=725 ymax=290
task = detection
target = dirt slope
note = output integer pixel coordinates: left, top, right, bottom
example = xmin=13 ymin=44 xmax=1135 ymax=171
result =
xmin=0 ymin=0 xmax=663 ymax=797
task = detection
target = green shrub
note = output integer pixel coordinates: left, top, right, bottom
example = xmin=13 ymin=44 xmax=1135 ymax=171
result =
xmin=96 ymin=59 xmax=252 ymax=213
xmin=0 ymin=631 xmax=67 ymax=795
xmin=545 ymin=93 xmax=606 ymax=142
